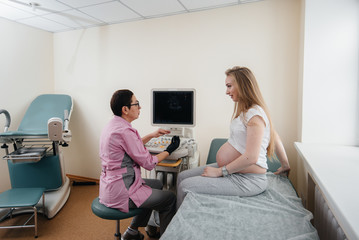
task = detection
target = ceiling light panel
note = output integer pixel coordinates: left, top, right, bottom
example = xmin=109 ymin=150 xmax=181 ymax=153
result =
xmin=5 ymin=0 xmax=71 ymax=16
xmin=239 ymin=0 xmax=263 ymax=3
xmin=0 ymin=2 xmax=35 ymax=20
xmin=17 ymin=15 xmax=70 ymax=32
xmin=80 ymin=1 xmax=141 ymax=23
xmin=57 ymin=0 xmax=111 ymax=8
xmin=120 ymin=0 xmax=186 ymax=17
xmin=180 ymin=0 xmax=238 ymax=11
xmin=44 ymin=9 xmax=103 ymax=28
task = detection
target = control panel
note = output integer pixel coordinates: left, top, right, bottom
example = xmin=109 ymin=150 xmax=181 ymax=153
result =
xmin=145 ymin=136 xmax=197 ymax=161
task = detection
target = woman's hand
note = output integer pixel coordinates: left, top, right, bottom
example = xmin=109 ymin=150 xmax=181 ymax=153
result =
xmin=201 ymin=166 xmax=222 ymax=178
xmin=152 ymin=128 xmax=170 ymax=138
xmin=142 ymin=128 xmax=170 ymax=145
xmin=273 ymin=131 xmax=290 ymax=177
xmin=274 ymin=165 xmax=291 ymax=176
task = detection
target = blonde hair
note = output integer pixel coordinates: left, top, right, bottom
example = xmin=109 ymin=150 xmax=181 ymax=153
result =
xmin=225 ymin=66 xmax=275 ymax=157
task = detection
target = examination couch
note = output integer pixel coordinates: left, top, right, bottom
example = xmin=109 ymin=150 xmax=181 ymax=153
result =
xmin=161 ymin=138 xmax=319 ymax=240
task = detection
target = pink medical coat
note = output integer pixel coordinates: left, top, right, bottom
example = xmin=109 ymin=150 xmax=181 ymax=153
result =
xmin=99 ymin=116 xmax=158 ymax=212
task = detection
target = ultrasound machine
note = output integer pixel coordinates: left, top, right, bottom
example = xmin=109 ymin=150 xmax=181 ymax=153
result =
xmin=144 ymin=88 xmax=199 ymax=231
xmin=143 ymin=88 xmax=199 ymax=190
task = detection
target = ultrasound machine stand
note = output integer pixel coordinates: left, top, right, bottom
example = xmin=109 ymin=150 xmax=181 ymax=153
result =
xmin=145 ymin=127 xmax=199 ymax=232
xmin=145 ymin=89 xmax=199 ymax=234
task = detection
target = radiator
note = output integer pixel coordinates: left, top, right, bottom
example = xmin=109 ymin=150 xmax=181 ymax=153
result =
xmin=314 ymin=186 xmax=347 ymax=240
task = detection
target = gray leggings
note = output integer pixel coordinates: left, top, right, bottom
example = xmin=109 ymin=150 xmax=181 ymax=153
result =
xmin=176 ymin=163 xmax=267 ymax=209
xmin=129 ymin=178 xmax=176 ymax=235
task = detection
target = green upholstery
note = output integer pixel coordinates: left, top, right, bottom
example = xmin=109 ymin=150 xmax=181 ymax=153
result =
xmin=0 ymin=188 xmax=44 ymax=208
xmin=1 ymin=94 xmax=72 ymax=190
xmin=266 ymin=154 xmax=281 ymax=173
xmin=0 ymin=188 xmax=45 ymax=238
xmin=91 ymin=197 xmax=143 ymax=220
xmin=206 ymin=138 xmax=227 ymax=165
xmin=206 ymin=138 xmax=281 ymax=173
xmin=91 ymin=197 xmax=143 ymax=239
xmin=0 ymin=94 xmax=72 ymax=137
xmin=8 ymin=155 xmax=63 ymax=190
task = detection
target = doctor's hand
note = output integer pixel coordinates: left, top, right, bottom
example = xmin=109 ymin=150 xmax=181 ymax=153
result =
xmin=153 ymin=128 xmax=170 ymax=138
xmin=202 ymin=166 xmax=222 ymax=178
xmin=165 ymin=136 xmax=180 ymax=155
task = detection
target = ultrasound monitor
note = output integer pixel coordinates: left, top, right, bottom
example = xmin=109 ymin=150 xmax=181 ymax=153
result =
xmin=151 ymin=88 xmax=196 ymax=130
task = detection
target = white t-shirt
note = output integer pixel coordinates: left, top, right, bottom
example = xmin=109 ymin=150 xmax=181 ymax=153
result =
xmin=228 ymin=105 xmax=270 ymax=169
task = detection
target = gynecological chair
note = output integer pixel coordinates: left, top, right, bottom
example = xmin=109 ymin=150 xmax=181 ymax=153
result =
xmin=0 ymin=94 xmax=73 ymax=237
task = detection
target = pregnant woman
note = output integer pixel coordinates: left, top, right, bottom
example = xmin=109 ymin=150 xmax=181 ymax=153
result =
xmin=176 ymin=66 xmax=290 ymax=209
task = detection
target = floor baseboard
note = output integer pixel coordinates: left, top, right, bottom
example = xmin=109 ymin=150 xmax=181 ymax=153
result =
xmin=66 ymin=174 xmax=99 ymax=184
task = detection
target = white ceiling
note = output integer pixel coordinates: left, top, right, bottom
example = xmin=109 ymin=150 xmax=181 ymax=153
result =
xmin=0 ymin=0 xmax=263 ymax=33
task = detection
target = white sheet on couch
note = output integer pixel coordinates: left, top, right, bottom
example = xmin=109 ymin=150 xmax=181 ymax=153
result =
xmin=161 ymin=173 xmax=319 ymax=240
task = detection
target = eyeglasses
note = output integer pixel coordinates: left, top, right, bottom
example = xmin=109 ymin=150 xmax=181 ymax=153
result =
xmin=129 ymin=101 xmax=140 ymax=108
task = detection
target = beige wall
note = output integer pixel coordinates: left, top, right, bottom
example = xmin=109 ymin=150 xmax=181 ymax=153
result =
xmin=0 ymin=18 xmax=53 ymax=192
xmin=53 ymin=0 xmax=301 ymax=186
xmin=0 ymin=0 xmax=301 ymax=191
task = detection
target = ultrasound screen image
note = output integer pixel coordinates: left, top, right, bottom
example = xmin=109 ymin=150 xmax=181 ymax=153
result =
xmin=152 ymin=91 xmax=194 ymax=125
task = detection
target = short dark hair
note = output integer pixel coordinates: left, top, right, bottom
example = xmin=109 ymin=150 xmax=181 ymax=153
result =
xmin=110 ymin=89 xmax=133 ymax=116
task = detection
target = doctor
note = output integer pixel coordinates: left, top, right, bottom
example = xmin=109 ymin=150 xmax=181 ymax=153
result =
xmin=99 ymin=89 xmax=180 ymax=239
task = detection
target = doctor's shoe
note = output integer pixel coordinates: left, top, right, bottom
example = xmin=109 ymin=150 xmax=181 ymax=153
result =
xmin=145 ymin=225 xmax=160 ymax=238
xmin=122 ymin=229 xmax=144 ymax=240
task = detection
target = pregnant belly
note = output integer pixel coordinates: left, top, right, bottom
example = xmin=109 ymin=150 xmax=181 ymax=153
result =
xmin=216 ymin=142 xmax=241 ymax=167
xmin=216 ymin=142 xmax=266 ymax=174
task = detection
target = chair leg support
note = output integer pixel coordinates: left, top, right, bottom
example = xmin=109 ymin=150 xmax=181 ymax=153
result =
xmin=42 ymin=193 xmax=46 ymax=217
xmin=0 ymin=189 xmax=44 ymax=238
xmin=114 ymin=220 xmax=120 ymax=240
xmin=0 ymin=208 xmax=14 ymax=221
xmin=33 ymin=206 xmax=38 ymax=238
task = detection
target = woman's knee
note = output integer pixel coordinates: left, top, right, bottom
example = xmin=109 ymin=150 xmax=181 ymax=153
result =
xmin=177 ymin=166 xmax=203 ymax=184
xmin=177 ymin=170 xmax=187 ymax=185
xmin=176 ymin=177 xmax=198 ymax=209
xmin=178 ymin=177 xmax=197 ymax=194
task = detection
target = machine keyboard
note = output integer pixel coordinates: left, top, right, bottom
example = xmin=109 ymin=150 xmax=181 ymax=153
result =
xmin=145 ymin=137 xmax=190 ymax=160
